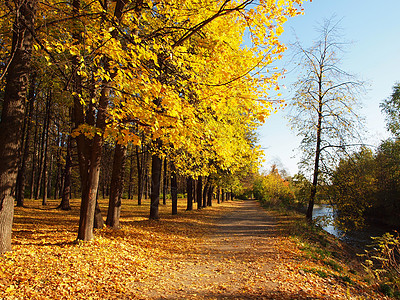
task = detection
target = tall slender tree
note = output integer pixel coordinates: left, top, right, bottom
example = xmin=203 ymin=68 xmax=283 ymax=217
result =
xmin=288 ymin=19 xmax=364 ymax=220
xmin=171 ymin=163 xmax=178 ymax=215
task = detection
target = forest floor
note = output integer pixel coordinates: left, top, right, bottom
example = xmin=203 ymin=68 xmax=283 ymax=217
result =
xmin=0 ymin=198 xmax=389 ymax=299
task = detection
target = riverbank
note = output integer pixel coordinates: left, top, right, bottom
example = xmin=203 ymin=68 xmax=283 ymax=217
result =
xmin=265 ymin=206 xmax=389 ymax=299
xmin=313 ymin=204 xmax=399 ymax=250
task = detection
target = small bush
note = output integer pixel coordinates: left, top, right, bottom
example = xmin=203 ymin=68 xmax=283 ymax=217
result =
xmin=362 ymin=232 xmax=400 ymax=296
xmin=324 ymin=259 xmax=343 ymax=272
xmin=252 ymin=168 xmax=295 ymax=208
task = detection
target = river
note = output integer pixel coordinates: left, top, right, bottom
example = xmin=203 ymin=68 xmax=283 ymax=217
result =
xmin=312 ymin=204 xmax=389 ymax=249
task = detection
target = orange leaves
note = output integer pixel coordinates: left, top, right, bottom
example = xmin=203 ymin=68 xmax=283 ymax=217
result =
xmin=1 ymin=198 xmax=232 ymax=299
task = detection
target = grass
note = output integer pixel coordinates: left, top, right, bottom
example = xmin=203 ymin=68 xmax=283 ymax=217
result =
xmin=266 ymin=205 xmax=381 ymax=293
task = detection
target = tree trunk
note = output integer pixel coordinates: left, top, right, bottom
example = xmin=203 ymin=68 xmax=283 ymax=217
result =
xmin=42 ymin=92 xmax=51 ymax=205
xmin=47 ymin=152 xmax=54 ymax=199
xmin=0 ymin=0 xmax=36 ymax=253
xmin=162 ymin=158 xmax=167 ymax=205
xmin=56 ymin=131 xmax=64 ymax=200
xmin=16 ymin=75 xmax=35 ymax=206
xmin=128 ymin=147 xmax=134 ymax=200
xmin=171 ymin=163 xmax=178 ymax=215
xmin=93 ymin=198 xmax=104 ymax=229
xmin=149 ymin=149 xmax=162 ymax=220
xmin=306 ymin=83 xmax=324 ymax=221
xmin=53 ymin=126 xmax=62 ymax=199
xmin=136 ymin=144 xmax=143 ymax=205
xmin=186 ymin=176 xmax=193 ymax=211
xmin=145 ymin=163 xmax=150 ymax=200
xmin=207 ymin=185 xmax=213 ymax=206
xmin=106 ymin=143 xmax=127 ymax=229
xmin=202 ymin=182 xmax=208 ymax=208
xmin=29 ymin=101 xmax=39 ymax=199
xmin=58 ymin=135 xmax=72 ymax=210
xmin=217 ymin=187 xmax=220 ymax=204
xmin=197 ymin=176 xmax=202 ymax=209
xmin=35 ymin=115 xmax=46 ymax=200
xmin=221 ymin=189 xmax=225 ymax=202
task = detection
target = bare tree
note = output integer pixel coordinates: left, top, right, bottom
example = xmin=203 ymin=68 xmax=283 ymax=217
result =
xmin=288 ymin=19 xmax=365 ymax=220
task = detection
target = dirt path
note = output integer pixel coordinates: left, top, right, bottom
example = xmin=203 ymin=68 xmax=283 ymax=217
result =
xmin=142 ymin=200 xmax=285 ymax=299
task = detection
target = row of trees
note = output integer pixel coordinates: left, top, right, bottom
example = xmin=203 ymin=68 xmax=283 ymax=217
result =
xmin=0 ymin=0 xmax=304 ymax=253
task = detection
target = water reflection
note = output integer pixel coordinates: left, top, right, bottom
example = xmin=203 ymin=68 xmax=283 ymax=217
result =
xmin=312 ymin=204 xmax=388 ymax=248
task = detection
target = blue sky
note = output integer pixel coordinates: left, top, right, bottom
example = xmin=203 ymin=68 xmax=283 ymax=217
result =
xmin=258 ymin=0 xmax=400 ymax=176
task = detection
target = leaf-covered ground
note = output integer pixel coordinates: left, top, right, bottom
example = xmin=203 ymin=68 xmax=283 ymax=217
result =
xmin=0 ymin=198 xmax=388 ymax=299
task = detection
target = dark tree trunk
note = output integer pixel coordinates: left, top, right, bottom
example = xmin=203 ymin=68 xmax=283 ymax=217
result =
xmin=42 ymin=92 xmax=51 ymax=205
xmin=145 ymin=163 xmax=150 ymax=200
xmin=93 ymin=198 xmax=104 ymax=229
xmin=29 ymin=101 xmax=39 ymax=199
xmin=106 ymin=143 xmax=127 ymax=229
xmin=150 ymin=147 xmax=162 ymax=220
xmin=58 ymin=135 xmax=72 ymax=210
xmin=128 ymin=146 xmax=134 ymax=200
xmin=171 ymin=163 xmax=178 ymax=215
xmin=162 ymin=158 xmax=167 ymax=205
xmin=217 ymin=187 xmax=220 ymax=204
xmin=306 ymin=84 xmax=324 ymax=221
xmin=53 ymin=126 xmax=62 ymax=199
xmin=35 ymin=113 xmax=46 ymax=200
xmin=16 ymin=75 xmax=35 ymax=206
xmin=136 ymin=144 xmax=144 ymax=205
xmin=197 ymin=176 xmax=202 ymax=209
xmin=0 ymin=0 xmax=36 ymax=253
xmin=186 ymin=176 xmax=193 ymax=211
xmin=207 ymin=185 xmax=213 ymax=206
xmin=202 ymin=182 xmax=208 ymax=208
xmin=47 ymin=152 xmax=54 ymax=199
xmin=221 ymin=189 xmax=225 ymax=202
xmin=193 ymin=179 xmax=197 ymax=204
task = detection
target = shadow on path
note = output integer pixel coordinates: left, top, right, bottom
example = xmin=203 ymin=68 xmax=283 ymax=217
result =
xmin=147 ymin=200 xmax=285 ymax=299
